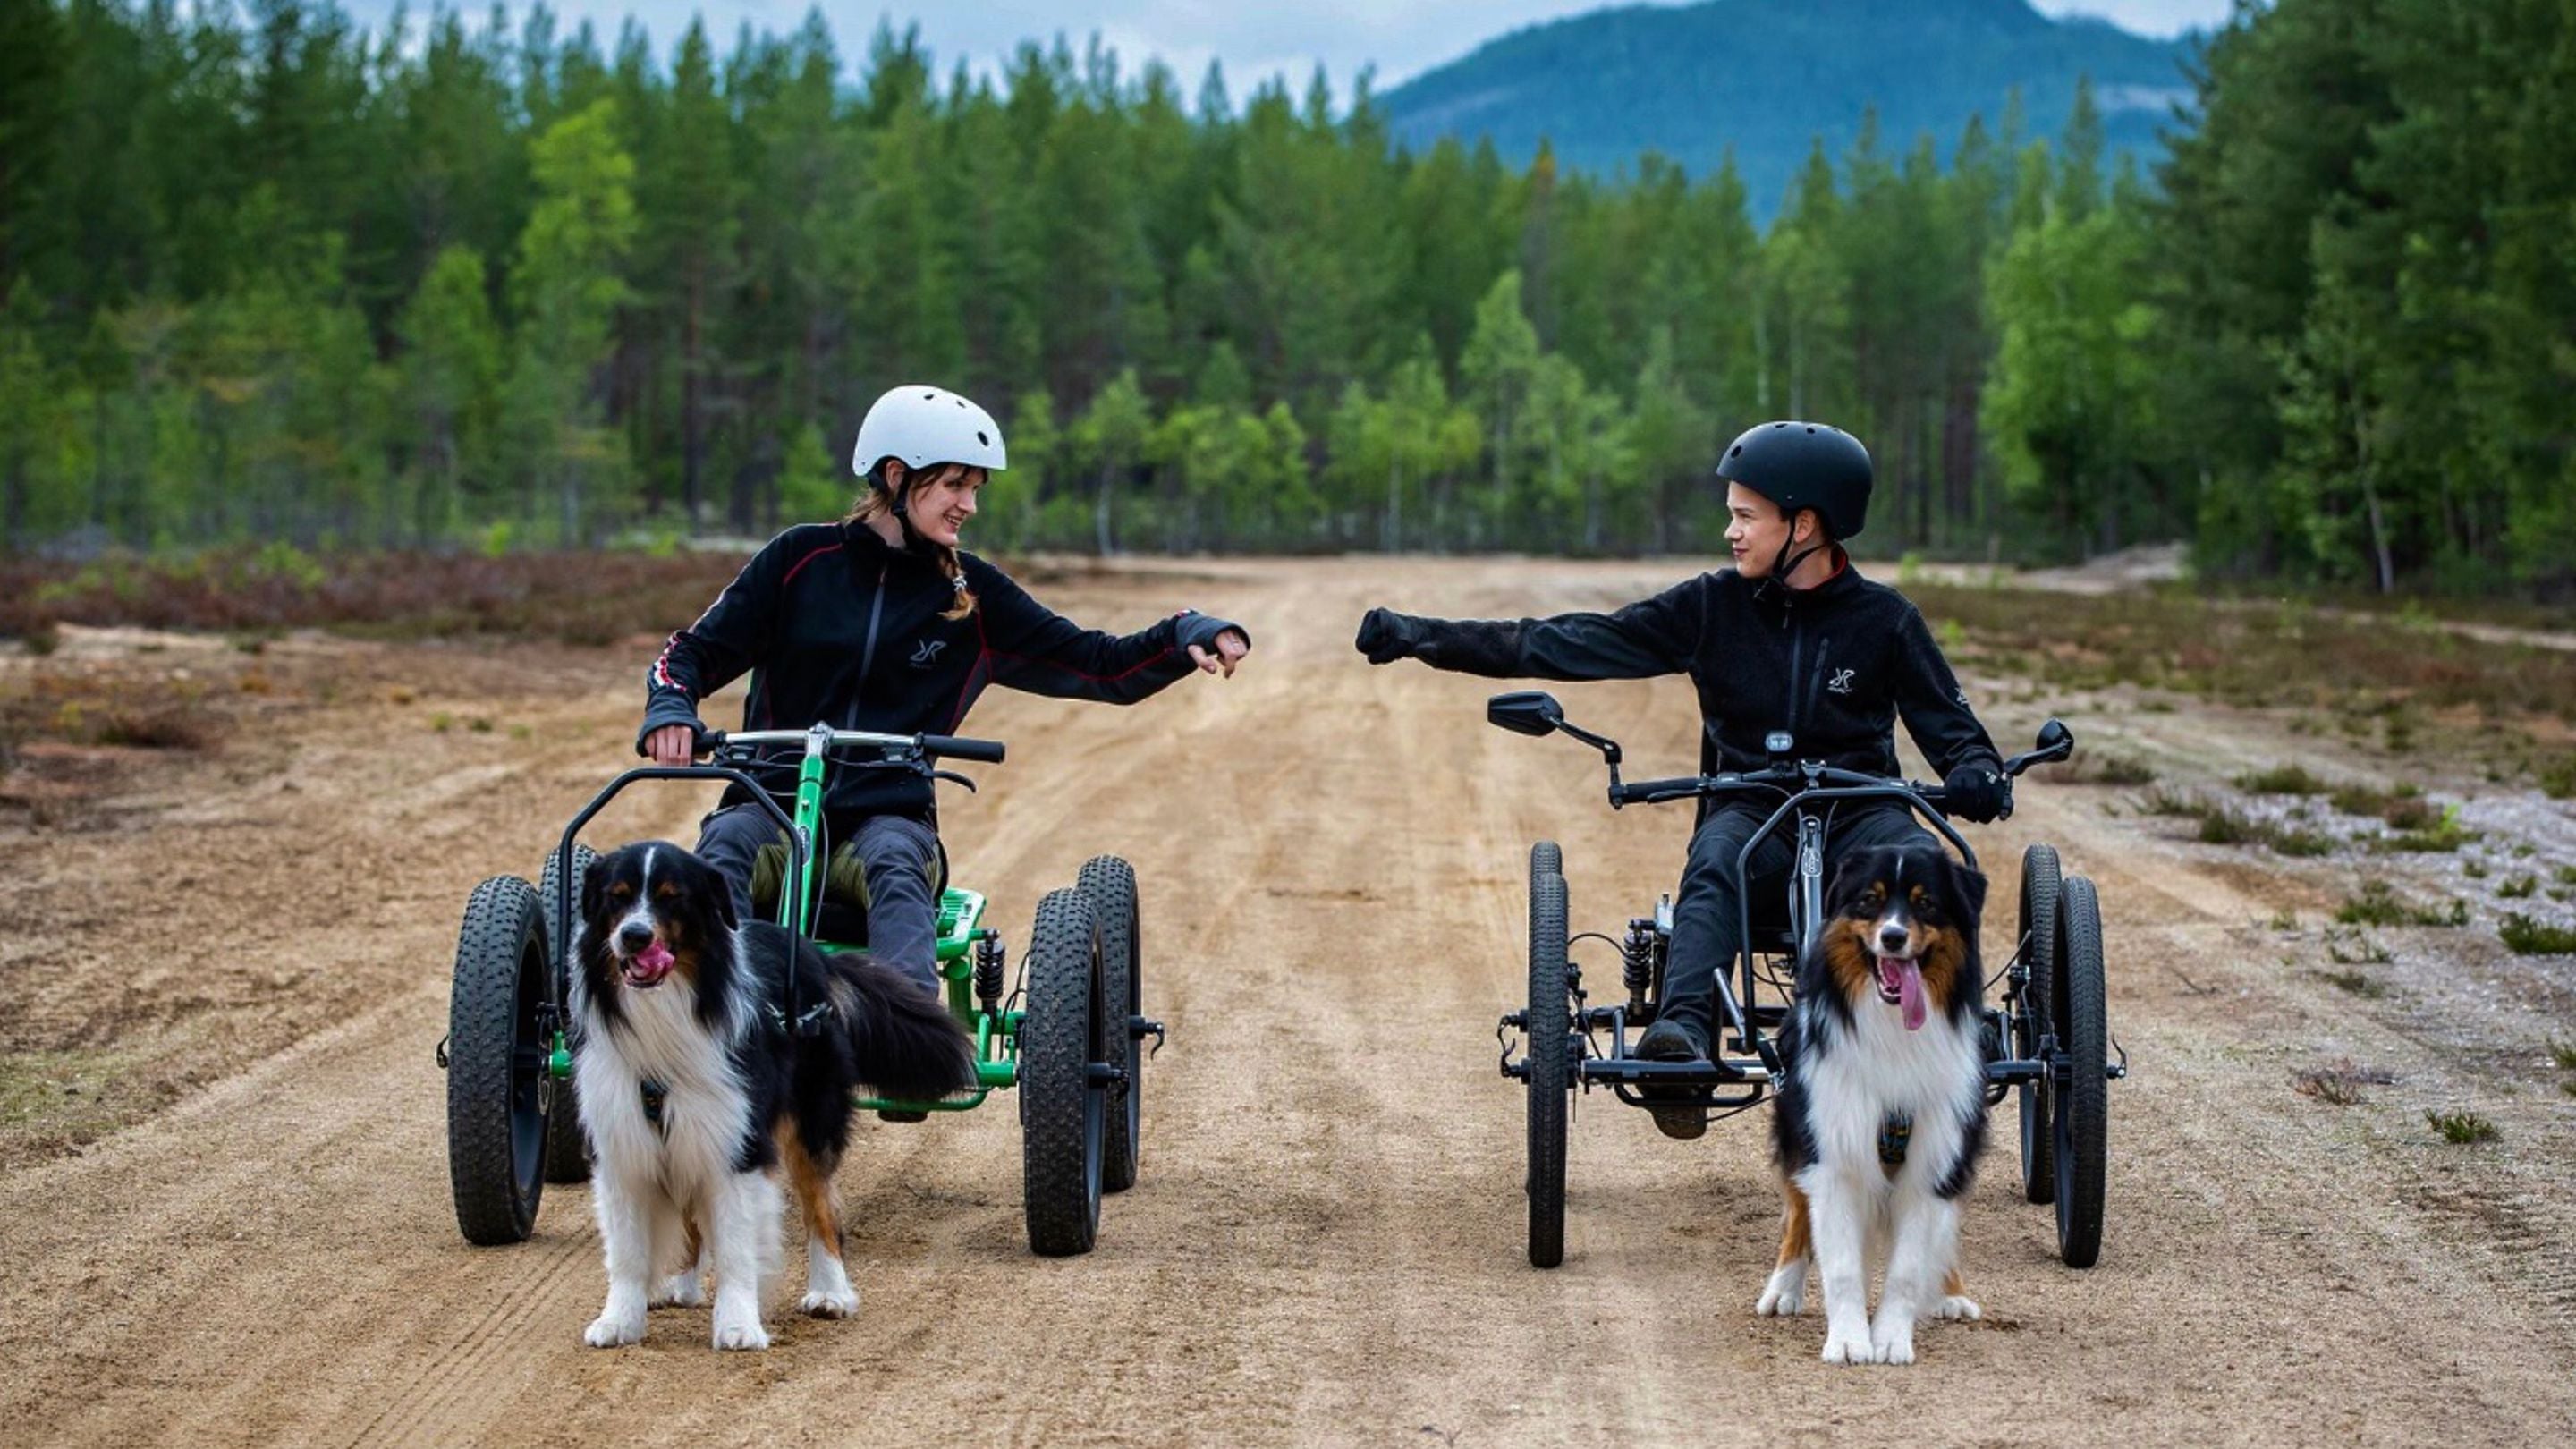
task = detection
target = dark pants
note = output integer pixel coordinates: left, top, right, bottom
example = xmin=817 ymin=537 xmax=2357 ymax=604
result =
xmin=1659 ymin=802 xmax=1936 ymax=1049
xmin=694 ymin=804 xmax=945 ymax=996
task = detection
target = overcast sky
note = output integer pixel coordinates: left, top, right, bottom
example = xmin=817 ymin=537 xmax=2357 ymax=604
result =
xmin=346 ymin=2 xmax=2236 ymax=93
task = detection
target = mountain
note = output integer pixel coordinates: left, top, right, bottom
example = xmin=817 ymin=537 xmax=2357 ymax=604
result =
xmin=1377 ymin=0 xmax=2193 ymax=218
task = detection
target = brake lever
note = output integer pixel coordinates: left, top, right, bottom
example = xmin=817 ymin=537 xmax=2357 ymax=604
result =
xmin=930 ymin=769 xmax=979 ymax=792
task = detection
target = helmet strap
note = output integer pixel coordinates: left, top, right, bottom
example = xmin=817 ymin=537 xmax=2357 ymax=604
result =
xmin=1767 ymin=511 xmax=1829 ymax=588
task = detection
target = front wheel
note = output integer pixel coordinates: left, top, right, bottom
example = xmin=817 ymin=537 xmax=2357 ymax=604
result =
xmin=2052 ymin=875 xmax=2109 ymax=1268
xmin=1525 ymin=842 xmax=1571 ymax=1270
xmin=446 ymin=876 xmax=553 ymax=1245
xmin=2015 ymin=843 xmax=2062 ymax=1204
xmin=1079 ymin=855 xmax=1144 ymax=1194
xmin=1020 ymin=887 xmax=1106 ymax=1257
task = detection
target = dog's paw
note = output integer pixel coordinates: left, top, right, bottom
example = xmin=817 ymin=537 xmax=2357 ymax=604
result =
xmin=1756 ymin=1266 xmax=1807 ymax=1317
xmin=799 ymin=1287 xmax=860 ymax=1319
xmin=1870 ymin=1322 xmax=1917 ymax=1366
xmin=651 ymin=1273 xmax=706 ymax=1309
xmin=1820 ymin=1328 xmax=1876 ymax=1365
xmin=711 ymin=1316 xmax=771 ymax=1352
xmin=583 ymin=1313 xmax=646 ymax=1348
xmin=1932 ymin=1293 xmax=1982 ymax=1322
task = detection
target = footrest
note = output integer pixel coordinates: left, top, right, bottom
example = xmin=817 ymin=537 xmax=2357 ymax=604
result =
xmin=1580 ymin=1057 xmax=1769 ymax=1086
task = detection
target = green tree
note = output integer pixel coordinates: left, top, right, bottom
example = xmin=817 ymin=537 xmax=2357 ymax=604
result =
xmin=507 ymin=100 xmax=639 ymax=545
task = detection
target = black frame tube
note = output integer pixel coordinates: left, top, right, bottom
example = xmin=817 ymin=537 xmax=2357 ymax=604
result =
xmin=545 ymin=766 xmax=807 ymax=1022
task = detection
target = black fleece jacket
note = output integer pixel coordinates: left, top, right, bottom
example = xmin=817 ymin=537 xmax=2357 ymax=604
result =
xmin=1368 ymin=557 xmax=1999 ymax=787
xmin=641 ymin=521 xmax=1243 ymax=819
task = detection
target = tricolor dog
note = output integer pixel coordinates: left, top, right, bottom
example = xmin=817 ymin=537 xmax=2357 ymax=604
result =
xmin=570 ymin=842 xmax=975 ymax=1350
xmin=1758 ymin=841 xmax=1990 ymax=1365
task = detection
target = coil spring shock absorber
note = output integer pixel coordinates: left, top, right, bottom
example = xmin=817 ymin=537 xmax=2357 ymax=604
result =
xmin=1623 ymin=917 xmax=1659 ymax=1024
xmin=971 ymin=930 xmax=1005 ymax=1013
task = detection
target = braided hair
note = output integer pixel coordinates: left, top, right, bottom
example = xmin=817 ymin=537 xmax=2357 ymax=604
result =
xmin=846 ymin=460 xmax=979 ymax=620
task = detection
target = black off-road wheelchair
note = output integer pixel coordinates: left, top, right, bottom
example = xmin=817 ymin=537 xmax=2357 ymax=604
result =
xmin=1487 ymin=691 xmax=2122 ymax=1270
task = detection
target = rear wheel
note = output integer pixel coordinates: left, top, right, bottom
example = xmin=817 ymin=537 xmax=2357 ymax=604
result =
xmin=2015 ymin=844 xmax=2062 ymax=1204
xmin=446 ymin=875 xmax=552 ymax=1245
xmin=536 ymin=843 xmax=596 ymax=1185
xmin=1020 ymin=887 xmax=1106 ymax=1257
xmin=1079 ymin=856 xmax=1144 ymax=1193
xmin=1526 ymin=842 xmax=1572 ymax=1270
xmin=2053 ymin=875 xmax=2109 ymax=1268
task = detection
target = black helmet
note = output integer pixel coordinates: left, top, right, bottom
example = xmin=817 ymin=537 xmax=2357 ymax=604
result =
xmin=1715 ymin=420 xmax=1872 ymax=541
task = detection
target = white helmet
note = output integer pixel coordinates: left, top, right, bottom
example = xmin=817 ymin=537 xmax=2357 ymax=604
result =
xmin=850 ymin=385 xmax=1008 ymax=479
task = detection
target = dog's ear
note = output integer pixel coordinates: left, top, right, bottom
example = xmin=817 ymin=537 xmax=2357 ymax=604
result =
xmin=1825 ymin=847 xmax=1881 ymax=911
xmin=1952 ymin=856 xmax=1989 ymax=920
xmin=581 ymin=853 xmax=609 ymax=920
xmin=676 ymin=847 xmax=736 ymax=932
xmin=710 ymin=861 xmax=738 ymax=932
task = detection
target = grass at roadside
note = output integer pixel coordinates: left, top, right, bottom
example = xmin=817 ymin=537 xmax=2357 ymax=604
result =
xmin=2 ymin=547 xmax=751 ymax=647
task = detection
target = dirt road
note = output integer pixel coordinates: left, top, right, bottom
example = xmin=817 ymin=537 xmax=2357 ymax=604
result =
xmin=3 ymin=558 xmax=2572 ymax=1446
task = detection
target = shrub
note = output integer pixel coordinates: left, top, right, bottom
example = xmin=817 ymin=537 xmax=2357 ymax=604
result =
xmin=2236 ymin=763 xmax=2329 ymax=795
xmin=2499 ymin=915 xmax=2576 ymax=955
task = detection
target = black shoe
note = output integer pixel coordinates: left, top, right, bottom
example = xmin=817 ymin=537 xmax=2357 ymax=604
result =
xmin=1632 ymin=1019 xmax=1710 ymax=1140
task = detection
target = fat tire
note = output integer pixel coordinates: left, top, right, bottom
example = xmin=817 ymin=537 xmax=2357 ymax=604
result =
xmin=536 ymin=843 xmax=596 ymax=1184
xmin=2053 ymin=875 xmax=2110 ymax=1268
xmin=1078 ymin=856 xmax=1145 ymax=1194
xmin=2016 ymin=843 xmax=2062 ymax=1204
xmin=1021 ymin=887 xmax=1106 ymax=1256
xmin=447 ymin=875 xmax=552 ymax=1245
xmin=1526 ymin=842 xmax=1571 ymax=1270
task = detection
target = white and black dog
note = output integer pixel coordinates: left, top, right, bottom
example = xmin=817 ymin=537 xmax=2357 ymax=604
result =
xmin=570 ymin=841 xmax=976 ymax=1350
xmin=1758 ymin=841 xmax=1990 ymax=1366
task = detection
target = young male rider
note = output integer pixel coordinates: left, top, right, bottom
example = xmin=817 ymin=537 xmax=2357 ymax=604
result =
xmin=1353 ymin=421 xmax=2005 ymax=1139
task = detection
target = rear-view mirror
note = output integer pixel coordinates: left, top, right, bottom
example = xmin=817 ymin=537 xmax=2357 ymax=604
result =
xmin=1487 ymin=691 xmax=1564 ymax=738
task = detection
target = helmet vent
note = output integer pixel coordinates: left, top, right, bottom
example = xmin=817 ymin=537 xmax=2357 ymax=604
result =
xmin=1729 ymin=445 xmax=1743 ymax=458
xmin=976 ymin=431 xmax=989 ymax=445
xmin=1805 ymin=426 xmax=1817 ymax=433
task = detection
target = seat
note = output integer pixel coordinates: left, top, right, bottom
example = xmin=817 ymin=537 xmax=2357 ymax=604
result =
xmin=748 ymin=837 xmax=950 ymax=945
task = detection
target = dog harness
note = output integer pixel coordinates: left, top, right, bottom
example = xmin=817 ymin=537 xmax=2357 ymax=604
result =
xmin=1877 ymin=1112 xmax=1912 ymax=1173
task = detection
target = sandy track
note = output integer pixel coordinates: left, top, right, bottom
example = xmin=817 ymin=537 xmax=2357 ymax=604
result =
xmin=2 ymin=558 xmax=2572 ymax=1446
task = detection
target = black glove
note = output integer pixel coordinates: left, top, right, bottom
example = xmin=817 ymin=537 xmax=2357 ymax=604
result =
xmin=1943 ymin=760 xmax=2009 ymax=823
xmin=1354 ymin=607 xmax=1421 ymax=665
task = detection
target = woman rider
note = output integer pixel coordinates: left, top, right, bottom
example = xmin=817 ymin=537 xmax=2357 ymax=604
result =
xmin=640 ymin=385 xmax=1251 ymax=997
xmin=1354 ymin=420 xmax=2005 ymax=1139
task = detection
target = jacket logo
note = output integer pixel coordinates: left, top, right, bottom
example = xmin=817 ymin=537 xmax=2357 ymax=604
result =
xmin=908 ymin=640 xmax=948 ymax=668
xmin=1826 ymin=667 xmax=1856 ymax=696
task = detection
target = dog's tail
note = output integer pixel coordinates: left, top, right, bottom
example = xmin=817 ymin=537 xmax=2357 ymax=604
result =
xmin=837 ymin=956 xmax=979 ymax=1101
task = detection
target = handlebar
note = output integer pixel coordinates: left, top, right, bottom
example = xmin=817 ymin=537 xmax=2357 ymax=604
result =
xmin=703 ymin=725 xmax=1005 ymax=765
xmin=1609 ymin=767 xmax=1951 ymax=812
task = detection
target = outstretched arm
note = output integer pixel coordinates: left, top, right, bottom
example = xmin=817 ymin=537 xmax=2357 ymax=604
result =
xmin=973 ymin=563 xmax=1250 ymax=704
xmin=1355 ymin=578 xmax=1703 ymax=682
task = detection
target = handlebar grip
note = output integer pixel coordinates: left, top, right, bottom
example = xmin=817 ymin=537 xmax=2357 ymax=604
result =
xmin=919 ymin=733 xmax=1005 ymax=764
xmin=1613 ymin=775 xmax=1706 ymax=806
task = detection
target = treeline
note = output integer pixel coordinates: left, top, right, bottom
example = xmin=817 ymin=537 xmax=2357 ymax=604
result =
xmin=0 ymin=1 xmax=2569 ymax=591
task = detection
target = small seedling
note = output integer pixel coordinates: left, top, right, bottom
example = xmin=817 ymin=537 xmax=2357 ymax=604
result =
xmin=2424 ymin=1109 xmax=2496 ymax=1144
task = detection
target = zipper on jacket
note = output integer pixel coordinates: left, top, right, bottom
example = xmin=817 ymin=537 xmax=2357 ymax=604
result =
xmin=1785 ymin=621 xmax=1805 ymax=733
xmin=846 ymin=564 xmax=889 ymax=728
xmin=1807 ymin=635 xmax=1833 ymax=739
